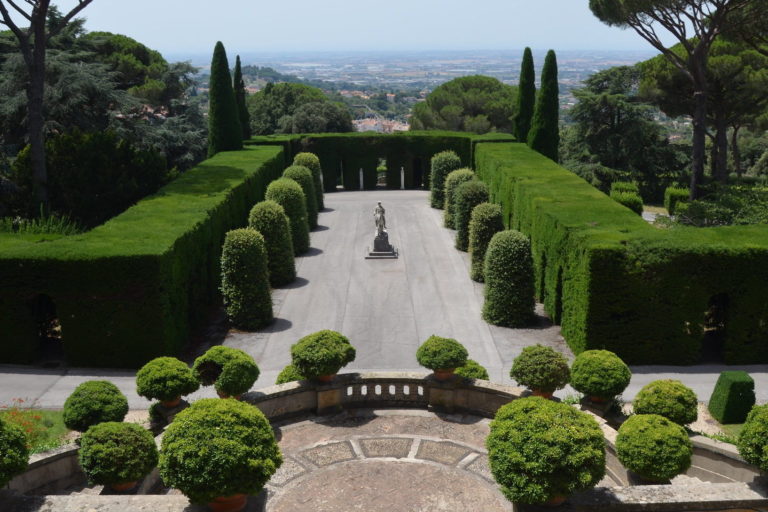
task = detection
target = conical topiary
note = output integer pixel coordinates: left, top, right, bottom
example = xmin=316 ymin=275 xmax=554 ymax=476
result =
xmin=233 ymin=55 xmax=251 ymax=140
xmin=207 ymin=42 xmax=242 ymax=157
xmin=515 ymin=47 xmax=536 ymax=142
xmin=528 ymin=49 xmax=559 ymax=161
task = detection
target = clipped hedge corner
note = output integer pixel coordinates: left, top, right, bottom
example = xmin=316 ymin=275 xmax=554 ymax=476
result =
xmin=708 ymin=371 xmax=755 ymax=424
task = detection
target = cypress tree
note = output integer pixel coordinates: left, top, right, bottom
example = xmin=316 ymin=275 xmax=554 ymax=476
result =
xmin=515 ymin=47 xmax=536 ymax=143
xmin=527 ymin=49 xmax=559 ymax=162
xmin=233 ymin=55 xmax=251 ymax=140
xmin=207 ymin=42 xmax=242 ymax=157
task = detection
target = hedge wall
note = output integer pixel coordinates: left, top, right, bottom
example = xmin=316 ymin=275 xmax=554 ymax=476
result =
xmin=474 ymin=142 xmax=768 ymax=364
xmin=0 ymin=146 xmax=283 ymax=367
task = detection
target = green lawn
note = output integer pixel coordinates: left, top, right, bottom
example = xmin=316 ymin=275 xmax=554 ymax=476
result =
xmin=0 ymin=403 xmax=70 ymax=453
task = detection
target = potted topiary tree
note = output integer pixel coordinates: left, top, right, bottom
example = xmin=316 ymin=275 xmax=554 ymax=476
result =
xmin=633 ymin=379 xmax=698 ymax=426
xmin=275 ymin=363 xmax=305 ymax=385
xmin=0 ymin=417 xmax=29 ymax=488
xmin=510 ymin=344 xmax=570 ymax=398
xmin=455 ymin=359 xmax=489 ymax=380
xmin=487 ymin=397 xmax=605 ymax=506
xmin=290 ymin=330 xmax=356 ymax=382
xmin=616 ymin=414 xmax=693 ymax=483
xmin=78 ymin=422 xmax=158 ymax=492
xmin=63 ymin=380 xmax=129 ymax=433
xmin=158 ymin=398 xmax=282 ymax=512
xmin=570 ymin=350 xmax=631 ymax=403
xmin=136 ymin=357 xmax=199 ymax=408
xmin=737 ymin=404 xmax=768 ymax=472
xmin=415 ymin=335 xmax=469 ymax=380
xmin=192 ymin=346 xmax=260 ymax=399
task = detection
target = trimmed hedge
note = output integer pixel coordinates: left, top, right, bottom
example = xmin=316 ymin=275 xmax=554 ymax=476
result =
xmin=455 ymin=359 xmax=489 ymax=380
xmin=665 ymin=186 xmax=689 ymax=215
xmin=283 ymin=165 xmax=318 ymax=229
xmin=293 ymin=152 xmax=324 ymax=210
xmin=416 ymin=335 xmax=468 ymax=371
xmin=738 ymin=404 xmax=768 ymax=471
xmin=79 ymin=422 xmax=158 ymax=486
xmin=192 ymin=346 xmax=260 ymax=397
xmin=0 ymin=418 xmax=28 ymax=487
xmin=708 ymin=371 xmax=755 ymax=424
xmin=633 ymin=380 xmax=698 ymax=426
xmin=570 ymin=350 xmax=631 ymax=400
xmin=610 ymin=190 xmax=643 ymax=215
xmin=443 ymin=168 xmax=475 ymax=228
xmin=275 ymin=363 xmax=305 ymax=384
xmin=454 ymin=180 xmax=490 ymax=251
xmin=482 ymin=230 xmax=535 ymax=327
xmin=611 ymin=182 xmax=640 ymax=194
xmin=63 ymin=381 xmax=129 ymax=432
xmin=265 ymin=177 xmax=310 ymax=255
xmin=616 ymin=414 xmax=692 ymax=482
xmin=509 ymin=344 xmax=570 ymax=394
xmin=248 ymin=200 xmax=296 ymax=287
xmin=135 ymin=357 xmax=199 ymax=402
xmin=430 ymin=151 xmax=463 ymax=208
xmin=290 ymin=330 xmax=356 ymax=379
xmin=221 ymin=228 xmax=273 ymax=330
xmin=468 ymin=202 xmax=504 ymax=282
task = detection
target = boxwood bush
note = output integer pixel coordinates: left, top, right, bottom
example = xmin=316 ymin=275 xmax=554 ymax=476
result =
xmin=609 ymin=190 xmax=643 ymax=215
xmin=430 ymin=150 xmax=463 ymax=208
xmin=482 ymin=230 xmax=535 ymax=327
xmin=738 ymin=404 xmax=768 ymax=471
xmin=570 ymin=350 xmax=631 ymax=400
xmin=455 ymin=359 xmax=489 ymax=380
xmin=708 ymin=371 xmax=755 ymax=424
xmin=454 ymin=180 xmax=489 ymax=251
xmin=0 ymin=417 xmax=29 ymax=487
xmin=265 ymin=177 xmax=309 ymax=255
xmin=510 ymin=344 xmax=569 ymax=394
xmin=283 ymin=165 xmax=318 ymax=229
xmin=611 ymin=182 xmax=639 ymax=194
xmin=487 ymin=397 xmax=605 ymax=504
xmin=221 ymin=228 xmax=273 ymax=330
xmin=443 ymin=168 xmax=475 ymax=228
xmin=290 ymin=330 xmax=356 ymax=379
xmin=248 ymin=200 xmax=296 ymax=287
xmin=63 ymin=381 xmax=129 ymax=432
xmin=275 ymin=363 xmax=305 ymax=384
xmin=192 ymin=346 xmax=260 ymax=397
xmin=665 ymin=186 xmax=689 ymax=215
xmin=633 ymin=379 xmax=698 ymax=426
xmin=616 ymin=414 xmax=692 ymax=482
xmin=293 ymin=152 xmax=324 ymax=209
xmin=135 ymin=357 xmax=199 ymax=402
xmin=416 ymin=335 xmax=468 ymax=371
xmin=79 ymin=422 xmax=158 ymax=486
xmin=158 ymin=398 xmax=282 ymax=504
xmin=468 ymin=202 xmax=504 ymax=282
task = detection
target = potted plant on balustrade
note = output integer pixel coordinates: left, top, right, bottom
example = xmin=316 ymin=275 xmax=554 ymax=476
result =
xmin=416 ymin=335 xmax=469 ymax=381
xmin=570 ymin=349 xmax=632 ymax=404
xmin=616 ymin=414 xmax=692 ymax=484
xmin=158 ymin=398 xmax=282 ymax=512
xmin=509 ymin=344 xmax=570 ymax=398
xmin=0 ymin=417 xmax=29 ymax=488
xmin=62 ymin=380 xmax=129 ymax=433
xmin=192 ymin=346 xmax=260 ymax=399
xmin=136 ymin=356 xmax=200 ymax=409
xmin=290 ymin=330 xmax=356 ymax=383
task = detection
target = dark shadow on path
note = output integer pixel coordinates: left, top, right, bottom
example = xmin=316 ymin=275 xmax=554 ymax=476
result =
xmin=302 ymin=247 xmax=324 ymax=257
xmin=277 ymin=277 xmax=309 ymax=289
xmin=312 ymin=225 xmax=330 ymax=232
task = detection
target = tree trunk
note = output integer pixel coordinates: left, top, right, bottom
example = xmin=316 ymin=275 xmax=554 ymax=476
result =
xmin=28 ymin=6 xmax=50 ymax=214
xmin=714 ymin=117 xmax=729 ymax=184
xmin=731 ymin=125 xmax=742 ymax=177
xmin=690 ymin=89 xmax=708 ymax=200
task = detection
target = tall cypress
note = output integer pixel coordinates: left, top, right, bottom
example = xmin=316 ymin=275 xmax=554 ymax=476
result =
xmin=527 ymin=49 xmax=560 ymax=161
xmin=515 ymin=47 xmax=536 ymax=143
xmin=233 ymin=55 xmax=251 ymax=140
xmin=207 ymin=41 xmax=242 ymax=157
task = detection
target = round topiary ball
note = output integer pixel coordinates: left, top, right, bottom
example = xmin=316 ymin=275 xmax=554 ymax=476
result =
xmin=416 ymin=335 xmax=468 ymax=371
xmin=430 ymin=150 xmax=463 ymax=208
xmin=454 ymin=180 xmax=489 ymax=251
xmin=293 ymin=152 xmax=324 ymax=210
xmin=192 ymin=346 xmax=260 ymax=397
xmin=633 ymin=379 xmax=698 ymax=425
xmin=455 ymin=359 xmax=489 ymax=380
xmin=159 ymin=398 xmax=282 ymax=504
xmin=0 ymin=417 xmax=29 ymax=487
xmin=482 ymin=230 xmax=535 ymax=327
xmin=468 ymin=202 xmax=504 ymax=282
xmin=443 ymin=168 xmax=475 ymax=228
xmin=221 ymin=228 xmax=273 ymax=330
xmin=275 ymin=363 xmax=305 ymax=385
xmin=290 ymin=330 xmax=356 ymax=379
xmin=510 ymin=345 xmax=570 ymax=394
xmin=265 ymin=177 xmax=309 ymax=255
xmin=63 ymin=381 xmax=129 ymax=432
xmin=248 ymin=200 xmax=296 ymax=287
xmin=570 ymin=350 xmax=631 ymax=400
xmin=738 ymin=404 xmax=768 ymax=471
xmin=283 ymin=165 xmax=318 ymax=229
xmin=616 ymin=414 xmax=692 ymax=482
xmin=79 ymin=422 xmax=158 ymax=486
xmin=136 ymin=357 xmax=199 ymax=403
xmin=487 ymin=397 xmax=605 ymax=504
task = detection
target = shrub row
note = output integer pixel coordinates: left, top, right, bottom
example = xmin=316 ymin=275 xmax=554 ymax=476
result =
xmin=221 ymin=229 xmax=273 ymax=330
xmin=610 ymin=189 xmax=643 ymax=215
xmin=482 ymin=230 xmax=535 ymax=327
xmin=443 ymin=168 xmax=475 ymax=228
xmin=430 ymin=151 xmax=463 ymax=208
xmin=468 ymin=202 xmax=504 ymax=282
xmin=248 ymin=201 xmax=296 ymax=287
xmin=665 ymin=186 xmax=689 ymax=215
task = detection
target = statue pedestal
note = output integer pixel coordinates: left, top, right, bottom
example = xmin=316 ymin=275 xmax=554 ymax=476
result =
xmin=366 ymin=230 xmax=398 ymax=259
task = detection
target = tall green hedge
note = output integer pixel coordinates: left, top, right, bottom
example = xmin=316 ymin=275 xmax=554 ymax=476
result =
xmin=482 ymin=230 xmax=535 ymax=327
xmin=207 ymin=42 xmax=242 ymax=157
xmin=527 ymin=50 xmax=559 ymax=161
xmin=283 ymin=165 xmax=318 ymax=229
xmin=293 ymin=152 xmax=324 ymax=210
xmin=468 ymin=202 xmax=504 ymax=282
xmin=665 ymin=186 xmax=689 ymax=215
xmin=221 ymin=229 xmax=272 ymax=330
xmin=430 ymin=151 xmax=463 ymax=208
xmin=265 ymin=177 xmax=310 ymax=255
xmin=454 ymin=180 xmax=489 ymax=251
xmin=248 ymin=200 xmax=296 ymax=287
xmin=515 ymin=47 xmax=536 ymax=143
xmin=443 ymin=168 xmax=475 ymax=229
xmin=610 ymin=190 xmax=643 ymax=215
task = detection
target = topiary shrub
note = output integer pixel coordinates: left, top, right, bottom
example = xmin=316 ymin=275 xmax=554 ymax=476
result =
xmin=248 ymin=200 xmax=296 ymax=287
xmin=708 ymin=371 xmax=755 ymax=424
xmin=633 ymin=379 xmax=698 ymax=426
xmin=283 ymin=165 xmax=318 ymax=229
xmin=738 ymin=404 xmax=768 ymax=471
xmin=192 ymin=346 xmax=260 ymax=397
xmin=430 ymin=150 xmax=462 ymax=208
xmin=454 ymin=180 xmax=489 ymax=251
xmin=293 ymin=152 xmax=324 ymax=210
xmin=63 ymin=381 xmax=129 ymax=432
xmin=136 ymin=357 xmax=199 ymax=403
xmin=416 ymin=335 xmax=468 ymax=371
xmin=665 ymin=186 xmax=689 ymax=215
xmin=79 ymin=422 xmax=158 ymax=487
xmin=510 ymin=344 xmax=570 ymax=395
xmin=443 ymin=168 xmax=475 ymax=228
xmin=482 ymin=230 xmax=535 ymax=327
xmin=455 ymin=359 xmax=489 ymax=380
xmin=570 ymin=350 xmax=631 ymax=400
xmin=265 ymin=177 xmax=309 ymax=255
xmin=0 ymin=417 xmax=29 ymax=487
xmin=468 ymin=202 xmax=504 ymax=282
xmin=158 ymin=398 xmax=282 ymax=504
xmin=275 ymin=363 xmax=305 ymax=385
xmin=290 ymin=330 xmax=356 ymax=379
xmin=610 ymin=190 xmax=643 ymax=215
xmin=611 ymin=182 xmax=639 ymax=194
xmin=221 ymin=228 xmax=273 ymax=330
xmin=487 ymin=397 xmax=605 ymax=504
xmin=616 ymin=414 xmax=692 ymax=482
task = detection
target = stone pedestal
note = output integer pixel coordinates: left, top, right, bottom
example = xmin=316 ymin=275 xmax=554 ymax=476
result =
xmin=366 ymin=230 xmax=398 ymax=259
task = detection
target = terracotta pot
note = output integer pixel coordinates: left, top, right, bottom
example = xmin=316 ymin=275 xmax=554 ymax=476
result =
xmin=208 ymin=493 xmax=247 ymax=512
xmin=589 ymin=395 xmax=608 ymax=404
xmin=543 ymin=494 xmax=567 ymax=507
xmin=110 ymin=481 xmax=138 ymax=492
xmin=531 ymin=389 xmax=554 ymax=399
xmin=160 ymin=396 xmax=182 ymax=408
xmin=433 ymin=368 xmax=456 ymax=381
xmin=317 ymin=374 xmax=336 ymax=383
xmin=216 ymin=390 xmax=242 ymax=400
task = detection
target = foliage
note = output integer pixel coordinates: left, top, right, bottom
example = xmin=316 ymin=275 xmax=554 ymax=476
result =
xmin=616 ymin=414 xmax=692 ymax=481
xmin=233 ymin=56 xmax=251 ymax=140
xmin=290 ymin=330 xmax=356 ymax=379
xmin=281 ymin=101 xmax=354 ymax=134
xmin=0 ymin=399 xmax=68 ymax=453
xmin=738 ymin=404 xmax=768 ymax=471
xmin=0 ymin=212 xmax=82 ymax=235
xmin=454 ymin=180 xmax=490 ymax=251
xmin=430 ymin=150 xmax=463 ymax=208
xmin=633 ymin=380 xmax=698 ymax=426
xmin=515 ymin=47 xmax=536 ymax=142
xmin=135 ymin=357 xmax=199 ymax=402
xmin=665 ymin=186 xmax=689 ymax=215
xmin=528 ymin=50 xmax=559 ymax=161
xmin=265 ymin=177 xmax=310 ymax=255
xmin=443 ymin=168 xmax=475 ymax=228
xmin=283 ymin=165 xmax=318 ymax=229
xmin=510 ymin=344 xmax=570 ymax=393
xmin=468 ymin=202 xmax=504 ymax=282
xmin=610 ymin=190 xmax=643 ymax=215
xmin=415 ymin=335 xmax=468 ymax=371
xmin=78 ymin=422 xmax=158 ymax=486
xmin=158 ymin=398 xmax=282 ymax=504
xmin=193 ymin=346 xmax=260 ymax=397
xmin=482 ymin=230 xmax=535 ymax=327
xmin=455 ymin=359 xmax=489 ymax=380
xmin=674 ymin=186 xmax=768 ymax=226
xmin=275 ymin=364 xmax=305 ymax=384
xmin=611 ymin=182 xmax=639 ymax=194
xmin=708 ymin=371 xmax=755 ymax=424
xmin=207 ymin=41 xmax=242 ymax=157
xmin=221 ymin=228 xmax=273 ymax=330
xmin=248 ymin=200 xmax=296 ymax=287
xmin=570 ymin=350 xmax=631 ymax=399
xmin=62 ymin=381 xmax=128 ymax=432
xmin=293 ymin=152 xmax=324 ymax=208
xmin=487 ymin=397 xmax=605 ymax=504
xmin=0 ymin=416 xmax=29 ymax=487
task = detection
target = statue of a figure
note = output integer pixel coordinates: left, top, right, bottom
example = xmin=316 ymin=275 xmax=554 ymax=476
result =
xmin=374 ymin=201 xmax=386 ymax=235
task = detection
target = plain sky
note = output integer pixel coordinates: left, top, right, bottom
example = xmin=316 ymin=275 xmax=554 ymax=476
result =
xmin=46 ymin=0 xmax=677 ymax=56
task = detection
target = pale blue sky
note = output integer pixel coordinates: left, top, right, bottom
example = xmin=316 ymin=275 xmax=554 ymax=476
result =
xmin=51 ymin=0 xmax=674 ymax=55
